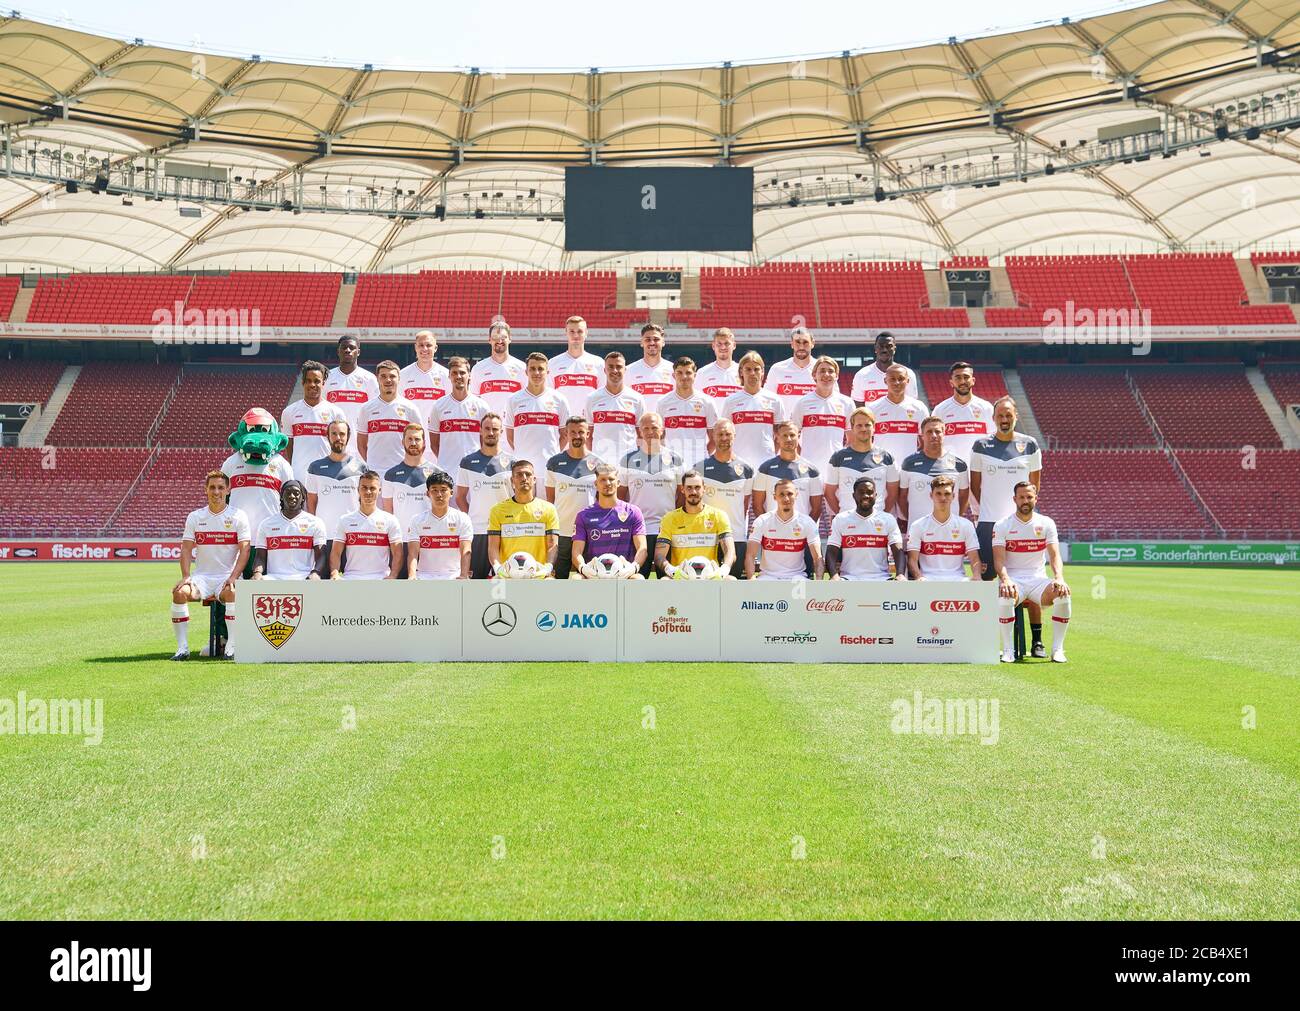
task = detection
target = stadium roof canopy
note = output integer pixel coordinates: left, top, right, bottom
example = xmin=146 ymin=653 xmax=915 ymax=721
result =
xmin=2 ymin=1 xmax=1300 ymax=272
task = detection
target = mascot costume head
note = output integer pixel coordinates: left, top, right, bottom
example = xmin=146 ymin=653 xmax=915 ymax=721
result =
xmin=228 ymin=407 xmax=288 ymax=464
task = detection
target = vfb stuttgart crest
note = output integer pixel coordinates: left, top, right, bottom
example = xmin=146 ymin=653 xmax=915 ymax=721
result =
xmin=254 ymin=593 xmax=302 ymax=649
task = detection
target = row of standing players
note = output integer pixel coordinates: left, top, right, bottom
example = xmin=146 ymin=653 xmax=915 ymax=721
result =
xmin=179 ymin=320 xmax=1069 ymax=660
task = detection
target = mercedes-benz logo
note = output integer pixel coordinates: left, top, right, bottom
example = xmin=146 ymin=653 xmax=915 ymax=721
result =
xmin=482 ymin=602 xmax=517 ymax=636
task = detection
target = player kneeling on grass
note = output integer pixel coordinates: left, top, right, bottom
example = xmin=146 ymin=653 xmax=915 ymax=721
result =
xmin=993 ymin=481 xmax=1070 ymax=664
xmin=906 ymin=475 xmax=981 ymax=582
xmin=251 ymin=480 xmax=326 ymax=581
xmin=487 ymin=459 xmax=559 ymax=578
xmin=745 ymin=478 xmax=822 ymax=581
xmin=406 ymin=470 xmax=473 ymax=580
xmin=655 ymin=470 xmax=735 ymax=579
xmin=572 ymin=462 xmax=646 ymax=578
xmin=171 ymin=470 xmax=250 ymax=661
xmin=826 ymin=476 xmax=905 ymax=581
xmin=329 ymin=470 xmax=403 ymax=580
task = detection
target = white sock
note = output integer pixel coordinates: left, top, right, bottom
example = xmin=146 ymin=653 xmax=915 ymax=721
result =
xmin=998 ymin=597 xmax=1015 ymax=654
xmin=171 ymin=603 xmax=189 ymax=649
xmin=223 ymin=602 xmax=235 ymax=653
xmin=1052 ymin=594 xmax=1072 ymax=651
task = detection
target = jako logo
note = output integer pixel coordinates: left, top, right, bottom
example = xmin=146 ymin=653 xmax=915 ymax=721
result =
xmin=536 ymin=611 xmax=557 ymax=631
xmin=931 ymin=600 xmax=980 ymax=612
xmin=50 ymin=942 xmax=151 ymax=991
xmin=562 ymin=613 xmax=608 ymax=629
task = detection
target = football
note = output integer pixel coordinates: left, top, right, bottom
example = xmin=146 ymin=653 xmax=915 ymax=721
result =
xmin=675 ymin=556 xmax=721 ymax=580
xmin=502 ymin=551 xmax=541 ymax=579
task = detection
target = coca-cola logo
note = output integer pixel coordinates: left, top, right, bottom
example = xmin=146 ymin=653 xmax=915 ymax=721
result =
xmin=931 ymin=600 xmax=980 ymax=612
xmin=806 ymin=598 xmax=845 ymax=613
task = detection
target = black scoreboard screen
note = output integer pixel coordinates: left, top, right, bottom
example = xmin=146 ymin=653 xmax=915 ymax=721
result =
xmin=564 ymin=167 xmax=753 ymax=251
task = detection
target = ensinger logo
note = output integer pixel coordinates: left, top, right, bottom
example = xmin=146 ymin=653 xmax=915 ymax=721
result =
xmin=931 ymin=600 xmax=980 ymax=612
xmin=916 ymin=625 xmax=955 ymax=647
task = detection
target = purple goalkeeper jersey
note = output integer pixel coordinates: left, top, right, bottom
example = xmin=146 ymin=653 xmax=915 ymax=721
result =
xmin=573 ymin=502 xmax=646 ymax=562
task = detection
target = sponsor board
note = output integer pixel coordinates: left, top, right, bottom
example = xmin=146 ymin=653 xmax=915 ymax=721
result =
xmin=238 ymin=580 xmax=997 ymax=663
xmin=1069 ymin=541 xmax=1299 ymax=567
xmin=0 ymin=540 xmax=180 ymax=561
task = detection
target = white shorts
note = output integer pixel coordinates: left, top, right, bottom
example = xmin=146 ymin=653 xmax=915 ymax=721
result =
xmin=1009 ymin=573 xmax=1053 ymax=605
xmin=839 ymin=571 xmax=891 ymax=581
xmin=754 ymin=572 xmax=805 ymax=581
xmin=919 ymin=571 xmax=968 ymax=582
xmin=187 ymin=573 xmax=228 ymax=600
xmin=341 ymin=571 xmax=386 ymax=580
xmin=260 ymin=573 xmax=309 ymax=581
xmin=416 ymin=572 xmax=459 ymax=580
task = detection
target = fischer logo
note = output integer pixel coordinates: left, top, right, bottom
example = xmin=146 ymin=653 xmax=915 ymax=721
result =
xmin=151 ymin=543 xmax=181 ymax=560
xmin=931 ymin=600 xmax=980 ymax=612
xmin=806 ymin=598 xmax=845 ymax=612
xmin=840 ymin=635 xmax=895 ymax=645
xmin=53 ymin=543 xmax=113 ymax=559
xmin=0 ymin=548 xmax=8 ymax=558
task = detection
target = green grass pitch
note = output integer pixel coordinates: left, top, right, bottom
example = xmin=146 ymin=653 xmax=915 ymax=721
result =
xmin=1 ymin=562 xmax=1297 ymax=919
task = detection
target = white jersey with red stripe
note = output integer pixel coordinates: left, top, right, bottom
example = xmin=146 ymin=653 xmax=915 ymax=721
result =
xmin=763 ymin=357 xmax=817 ymax=414
xmin=406 ymin=507 xmax=473 ymax=580
xmin=720 ymin=388 xmax=786 ymax=468
xmin=469 ymin=355 xmax=527 ymax=416
xmin=398 ymin=361 xmax=450 ymax=427
xmin=357 ymin=396 xmax=421 ymax=476
xmin=791 ymin=390 xmax=854 ymax=473
xmin=751 ymin=510 xmax=817 ymax=580
xmin=280 ymin=399 xmax=346 ymax=482
xmin=505 ymin=388 xmax=565 ymax=473
xmin=322 ymin=366 xmax=379 ymax=454
xmin=656 ymin=390 xmax=718 ymax=468
xmin=696 ymin=360 xmax=742 ymax=405
xmin=334 ymin=508 xmax=402 ymax=579
xmin=869 ymin=396 xmax=928 ymax=465
xmin=547 ymin=350 xmax=605 ymax=418
xmin=584 ymin=387 xmax=645 ymax=463
xmin=992 ymin=510 xmax=1058 ymax=578
xmin=906 ymin=512 xmax=979 ymax=580
xmin=624 ymin=358 xmax=674 ymax=413
xmin=183 ymin=504 xmax=251 ymax=578
xmin=828 ymin=509 xmax=902 ymax=580
xmin=428 ymin=393 xmax=489 ymax=473
xmin=255 ymin=511 xmax=327 ymax=579
xmin=220 ymin=452 xmax=293 ymax=541
xmin=932 ymin=395 xmax=995 ymax=465
xmin=850 ymin=361 xmax=918 ymax=405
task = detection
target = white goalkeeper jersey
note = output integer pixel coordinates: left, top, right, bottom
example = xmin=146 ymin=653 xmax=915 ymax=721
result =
xmin=256 ymin=511 xmax=327 ymax=579
xmin=992 ymin=511 xmax=1058 ymax=577
xmin=183 ymin=505 xmax=250 ymax=578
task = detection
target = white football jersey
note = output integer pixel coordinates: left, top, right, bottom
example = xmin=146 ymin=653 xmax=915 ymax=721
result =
xmin=624 ymin=358 xmax=674 ymax=413
xmin=183 ymin=505 xmax=250 ymax=578
xmin=970 ymin=433 xmax=1043 ymax=524
xmin=334 ymin=508 xmax=402 ymax=580
xmin=398 ymin=361 xmax=450 ymax=426
xmin=256 ymin=511 xmax=327 ymax=579
xmin=828 ymin=509 xmax=901 ymax=580
xmin=280 ymin=399 xmax=346 ymax=482
xmin=656 ymin=390 xmax=718 ymax=468
xmin=469 ymin=355 xmax=527 ymax=415
xmin=869 ymin=396 xmax=928 ymax=465
xmin=790 ymin=390 xmax=854 ymax=473
xmin=584 ymin=387 xmax=645 ymax=464
xmin=357 ymin=396 xmax=421 ymax=475
xmin=303 ymin=454 xmax=365 ymax=539
xmin=721 ymin=389 xmax=786 ymax=467
xmin=696 ymin=360 xmax=742 ymax=405
xmin=506 ymin=388 xmax=565 ymax=473
xmin=899 ymin=451 xmax=969 ymax=525
xmin=428 ymin=393 xmax=489 ymax=474
xmin=698 ymin=455 xmax=754 ymax=542
xmin=546 ymin=451 xmax=602 ymax=538
xmin=752 ymin=455 xmax=822 ymax=518
xmin=322 ymin=366 xmax=379 ymax=454
xmin=907 ymin=513 xmax=979 ymax=580
xmin=851 ymin=361 xmax=918 ymax=405
xmin=406 ymin=507 xmax=473 ymax=580
xmin=619 ymin=448 xmax=684 ymax=535
xmin=992 ymin=510 xmax=1058 ymax=577
xmin=220 ymin=452 xmax=294 ymax=541
xmin=548 ymin=350 xmax=605 ymax=418
xmin=382 ymin=461 xmax=439 ymax=538
xmin=932 ymin=395 xmax=995 ymax=465
xmin=763 ymin=357 xmax=817 ymax=414
xmin=751 ymin=510 xmax=817 ymax=580
xmin=456 ymin=450 xmax=516 ymax=531
xmin=825 ymin=446 xmax=898 ymax=515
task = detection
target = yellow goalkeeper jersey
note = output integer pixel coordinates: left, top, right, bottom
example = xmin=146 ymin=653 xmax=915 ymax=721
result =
xmin=489 ymin=497 xmax=559 ymax=564
xmin=657 ymin=505 xmax=731 ymax=566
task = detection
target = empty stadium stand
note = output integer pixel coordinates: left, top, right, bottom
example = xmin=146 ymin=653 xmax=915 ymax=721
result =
xmin=1174 ymin=449 xmax=1300 ymax=538
xmin=0 ymin=276 xmax=20 ymax=321
xmin=154 ymin=365 xmax=297 ymax=448
xmin=1036 ymin=449 xmax=1211 ymax=539
xmin=0 ymin=360 xmax=64 ymax=406
xmin=28 ymin=274 xmax=194 ymax=325
xmin=1263 ymin=364 xmax=1300 ymax=409
xmin=46 ymin=363 xmax=180 ymax=447
xmin=1122 ymin=253 xmax=1294 ymax=326
xmin=1131 ymin=365 xmax=1281 ymax=449
xmin=920 ymin=366 xmax=1009 ymax=407
xmin=985 ymin=255 xmax=1137 ymax=328
xmin=813 ymin=261 xmax=969 ymax=328
xmin=108 ymin=448 xmax=228 ymax=538
xmin=348 ymin=270 xmax=504 ymax=328
xmin=498 ymin=270 xmax=647 ymax=328
xmin=0 ymin=447 xmax=150 ymax=536
xmin=671 ymin=263 xmax=817 ymax=330
xmin=186 ymin=272 xmax=341 ymax=327
xmin=1017 ymin=367 xmax=1155 ymax=449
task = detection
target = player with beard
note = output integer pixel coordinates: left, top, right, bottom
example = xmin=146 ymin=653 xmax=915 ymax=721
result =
xmin=932 ymin=361 xmax=994 ymax=465
xmin=655 ymin=470 xmax=735 ymax=578
xmin=826 ymin=477 xmax=905 ymax=581
xmin=455 ymin=413 xmax=515 ymax=580
xmin=545 ymin=416 xmax=602 ymax=579
xmin=251 ymin=480 xmax=326 ymax=581
xmin=625 ymin=323 xmax=674 ymax=412
xmin=428 ymin=356 xmax=489 ymax=471
xmin=764 ymin=326 xmax=818 ymax=415
xmin=488 ymin=460 xmax=559 ymax=577
xmin=571 ymin=462 xmax=647 ymax=578
xmin=899 ymin=416 xmax=969 ymax=528
xmin=698 ymin=419 xmax=753 ymax=578
xmin=824 ymin=407 xmax=899 ymax=518
xmin=305 ymin=418 xmax=365 ymax=563
xmin=381 ymin=423 xmax=438 ymax=576
xmin=470 ymin=320 xmax=526 ymax=415
xmin=993 ymin=481 xmax=1070 ymax=663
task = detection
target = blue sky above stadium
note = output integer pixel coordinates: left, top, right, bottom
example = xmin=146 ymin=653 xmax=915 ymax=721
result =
xmin=21 ymin=0 xmax=1152 ymax=70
